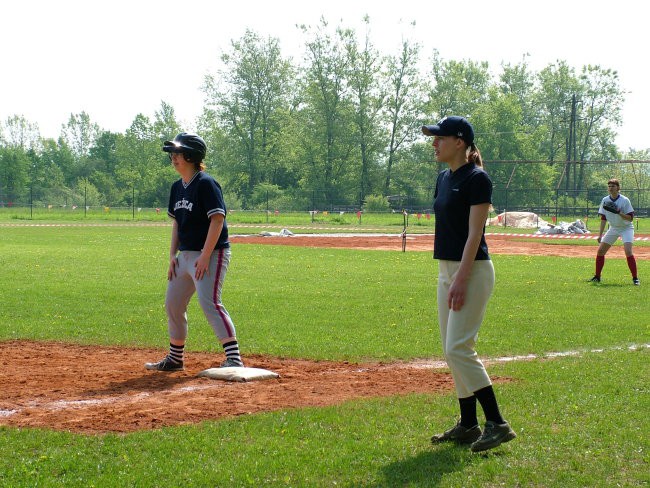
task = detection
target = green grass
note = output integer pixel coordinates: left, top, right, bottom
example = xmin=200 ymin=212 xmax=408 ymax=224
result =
xmin=0 ymin=224 xmax=649 ymax=486
xmin=3 ymin=206 xmax=648 ymax=234
xmin=1 ymin=226 xmax=646 ymax=359
xmin=0 ymin=350 xmax=647 ymax=487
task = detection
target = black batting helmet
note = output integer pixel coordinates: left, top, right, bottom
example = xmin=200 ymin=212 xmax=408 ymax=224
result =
xmin=162 ymin=132 xmax=207 ymax=163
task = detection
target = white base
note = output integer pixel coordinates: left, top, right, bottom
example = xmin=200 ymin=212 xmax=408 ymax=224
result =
xmin=197 ymin=367 xmax=280 ymax=382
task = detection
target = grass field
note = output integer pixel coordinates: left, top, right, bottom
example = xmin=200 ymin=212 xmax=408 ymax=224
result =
xmin=0 ymin=225 xmax=648 ymax=487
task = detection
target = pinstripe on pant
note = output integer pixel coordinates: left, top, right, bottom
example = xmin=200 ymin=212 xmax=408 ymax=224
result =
xmin=165 ymin=248 xmax=236 ymax=342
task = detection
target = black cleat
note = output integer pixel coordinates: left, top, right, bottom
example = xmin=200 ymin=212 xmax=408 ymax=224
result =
xmin=471 ymin=421 xmax=517 ymax=452
xmin=220 ymin=358 xmax=244 ymax=368
xmin=145 ymin=356 xmax=184 ymax=372
xmin=431 ymin=421 xmax=482 ymax=445
xmin=588 ymin=276 xmax=601 ymax=283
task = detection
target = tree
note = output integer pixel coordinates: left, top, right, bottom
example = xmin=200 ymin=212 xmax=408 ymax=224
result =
xmin=426 ymin=53 xmax=491 ymax=120
xmin=298 ymin=18 xmax=357 ymax=207
xmin=0 ymin=146 xmax=30 ymax=203
xmin=343 ymin=16 xmax=385 ymax=204
xmin=383 ymin=38 xmax=425 ymax=196
xmin=573 ymin=65 xmax=624 ymax=188
xmin=116 ymin=114 xmax=172 ymax=207
xmin=60 ymin=111 xmax=100 ymax=159
xmin=2 ymin=115 xmax=41 ymax=152
xmin=534 ymin=61 xmax=581 ymax=163
xmin=203 ymin=29 xmax=295 ymax=204
xmin=153 ymin=101 xmax=181 ymax=141
xmin=87 ymin=131 xmax=121 ymax=204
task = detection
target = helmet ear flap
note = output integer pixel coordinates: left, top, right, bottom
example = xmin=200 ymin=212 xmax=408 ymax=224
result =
xmin=185 ymin=152 xmax=202 ymax=164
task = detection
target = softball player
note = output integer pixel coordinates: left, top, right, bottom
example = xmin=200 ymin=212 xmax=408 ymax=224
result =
xmin=145 ymin=132 xmax=244 ymax=372
xmin=589 ymin=178 xmax=639 ymax=285
xmin=422 ymin=116 xmax=516 ymax=453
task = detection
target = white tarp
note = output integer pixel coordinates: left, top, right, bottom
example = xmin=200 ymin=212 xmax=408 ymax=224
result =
xmin=535 ymin=219 xmax=590 ymax=235
xmin=258 ymin=228 xmax=295 ymax=237
xmin=486 ymin=212 xmax=548 ymax=228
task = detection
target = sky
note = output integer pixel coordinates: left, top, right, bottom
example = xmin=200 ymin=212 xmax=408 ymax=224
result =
xmin=1 ymin=0 xmax=647 ymax=150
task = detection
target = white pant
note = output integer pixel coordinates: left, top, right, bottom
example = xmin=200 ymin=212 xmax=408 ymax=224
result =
xmin=165 ymin=249 xmax=236 ymax=342
xmin=437 ymin=260 xmax=495 ymax=398
xmin=602 ymin=226 xmax=634 ymax=245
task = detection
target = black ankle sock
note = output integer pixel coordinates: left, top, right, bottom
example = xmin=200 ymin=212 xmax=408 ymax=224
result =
xmin=458 ymin=396 xmax=478 ymax=428
xmin=474 ymin=385 xmax=505 ymax=424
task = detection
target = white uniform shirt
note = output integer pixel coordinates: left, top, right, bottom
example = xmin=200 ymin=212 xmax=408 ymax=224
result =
xmin=598 ymin=194 xmax=634 ymax=231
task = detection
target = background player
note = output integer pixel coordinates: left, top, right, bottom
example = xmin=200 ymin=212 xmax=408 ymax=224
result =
xmin=588 ymin=178 xmax=639 ymax=285
xmin=145 ymin=132 xmax=244 ymax=372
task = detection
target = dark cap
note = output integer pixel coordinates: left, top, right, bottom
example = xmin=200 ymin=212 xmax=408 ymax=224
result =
xmin=422 ymin=116 xmax=474 ymax=145
xmin=162 ymin=132 xmax=207 ymax=160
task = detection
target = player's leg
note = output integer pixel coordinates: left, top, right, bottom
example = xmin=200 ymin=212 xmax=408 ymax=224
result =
xmin=591 ymin=230 xmax=618 ymax=281
xmin=444 ymin=260 xmax=515 ymax=452
xmin=621 ymin=229 xmax=638 ymax=284
xmin=146 ymin=253 xmax=195 ymax=371
xmin=432 ymin=261 xmax=481 ymax=444
xmin=193 ymin=248 xmax=244 ymax=367
xmin=443 ymin=260 xmax=494 ymax=397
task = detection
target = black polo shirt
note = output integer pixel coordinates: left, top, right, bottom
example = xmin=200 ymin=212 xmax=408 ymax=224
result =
xmin=167 ymin=171 xmax=230 ymax=251
xmin=433 ymin=162 xmax=491 ymax=261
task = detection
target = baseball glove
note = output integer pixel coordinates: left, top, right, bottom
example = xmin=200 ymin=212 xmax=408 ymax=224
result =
xmin=602 ymin=201 xmax=619 ymax=214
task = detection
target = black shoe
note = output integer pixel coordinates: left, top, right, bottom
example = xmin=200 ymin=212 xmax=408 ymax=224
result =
xmin=220 ymin=358 xmax=244 ymax=368
xmin=633 ymin=278 xmax=640 ymax=286
xmin=588 ymin=276 xmax=601 ymax=283
xmin=145 ymin=356 xmax=184 ymax=372
xmin=431 ymin=421 xmax=482 ymax=445
xmin=470 ymin=421 xmax=516 ymax=452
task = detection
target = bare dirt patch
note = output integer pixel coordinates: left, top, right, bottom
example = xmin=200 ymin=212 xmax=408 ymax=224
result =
xmin=231 ymin=233 xmax=650 ymax=259
xmin=0 ymin=341 xmax=456 ymax=434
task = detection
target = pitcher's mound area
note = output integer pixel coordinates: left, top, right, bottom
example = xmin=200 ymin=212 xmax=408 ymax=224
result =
xmin=0 ymin=341 xmax=455 ymax=434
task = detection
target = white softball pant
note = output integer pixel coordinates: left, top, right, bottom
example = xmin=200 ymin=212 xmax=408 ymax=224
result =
xmin=602 ymin=226 xmax=634 ymax=245
xmin=165 ymin=248 xmax=236 ymax=342
xmin=437 ymin=259 xmax=495 ymax=398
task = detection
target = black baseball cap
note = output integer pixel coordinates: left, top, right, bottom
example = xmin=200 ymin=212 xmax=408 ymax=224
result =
xmin=422 ymin=116 xmax=474 ymax=145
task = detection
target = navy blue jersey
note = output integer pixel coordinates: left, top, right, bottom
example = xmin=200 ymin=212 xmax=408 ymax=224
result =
xmin=167 ymin=171 xmax=230 ymax=251
xmin=433 ymin=163 xmax=491 ymax=261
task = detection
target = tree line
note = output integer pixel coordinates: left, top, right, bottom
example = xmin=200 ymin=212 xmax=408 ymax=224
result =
xmin=1 ymin=18 xmax=648 ymax=212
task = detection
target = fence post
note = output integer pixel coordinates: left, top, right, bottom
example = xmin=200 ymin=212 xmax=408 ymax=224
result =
xmin=504 ymin=188 xmax=508 ymax=227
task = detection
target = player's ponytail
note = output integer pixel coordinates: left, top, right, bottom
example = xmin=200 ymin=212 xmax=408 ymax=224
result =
xmin=468 ymin=142 xmax=484 ymax=168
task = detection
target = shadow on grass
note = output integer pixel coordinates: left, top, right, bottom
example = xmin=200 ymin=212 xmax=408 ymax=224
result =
xmin=369 ymin=444 xmax=478 ymax=487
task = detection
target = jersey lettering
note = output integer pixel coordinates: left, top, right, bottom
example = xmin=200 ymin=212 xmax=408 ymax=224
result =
xmin=174 ymin=198 xmax=194 ymax=212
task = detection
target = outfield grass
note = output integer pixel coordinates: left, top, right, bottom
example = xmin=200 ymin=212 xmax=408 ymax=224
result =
xmin=0 ymin=225 xmax=648 ymax=487
xmin=2 ymin=206 xmax=648 ymax=234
